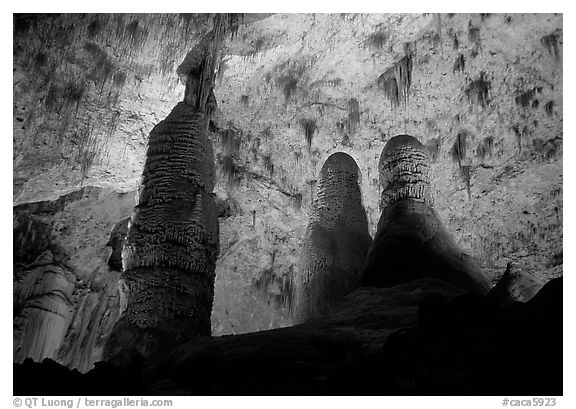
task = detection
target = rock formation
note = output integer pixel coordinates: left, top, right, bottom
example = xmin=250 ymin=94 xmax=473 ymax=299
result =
xmin=291 ymin=153 xmax=372 ymax=323
xmin=13 ymin=258 xmax=75 ymax=364
xmin=102 ymin=102 xmax=219 ymax=366
xmin=14 ymin=276 xmax=563 ymax=395
xmin=363 ymin=135 xmax=491 ymax=294
xmin=12 ymin=14 xmax=562 ymax=383
xmin=102 ymin=17 xmax=236 ymax=365
xmin=13 ymin=188 xmax=130 ymax=373
xmin=13 ymin=128 xmax=562 ymax=396
xmin=487 ymin=262 xmax=545 ymax=304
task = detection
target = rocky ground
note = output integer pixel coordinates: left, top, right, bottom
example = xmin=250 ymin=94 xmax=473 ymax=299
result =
xmin=14 ymin=277 xmax=563 ymax=395
xmin=13 ymin=13 xmax=562 ymax=372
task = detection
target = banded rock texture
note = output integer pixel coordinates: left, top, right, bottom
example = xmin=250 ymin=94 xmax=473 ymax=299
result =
xmin=103 ymin=101 xmax=219 ymax=366
xmin=363 ymin=135 xmax=491 ymax=294
xmin=103 ymin=20 xmax=230 ymax=365
xmin=14 ymin=260 xmax=75 ymax=364
xmin=291 ymin=153 xmax=373 ymax=323
xmin=13 ymin=188 xmax=129 ymax=372
xmin=379 ymin=134 xmax=434 ymax=209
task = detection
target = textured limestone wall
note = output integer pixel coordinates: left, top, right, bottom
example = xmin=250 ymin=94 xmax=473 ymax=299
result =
xmin=13 ymin=187 xmax=132 ymax=372
xmin=291 ymin=153 xmax=372 ymax=323
xmin=14 ymin=263 xmax=75 ymax=363
xmin=215 ymin=13 xmax=562 ymax=285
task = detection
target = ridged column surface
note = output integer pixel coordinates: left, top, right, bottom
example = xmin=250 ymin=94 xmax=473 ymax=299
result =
xmin=363 ymin=135 xmax=491 ymax=294
xmin=103 ymin=102 xmax=219 ymax=366
xmin=292 ymin=153 xmax=373 ymax=323
xmin=379 ymin=134 xmax=434 ymax=209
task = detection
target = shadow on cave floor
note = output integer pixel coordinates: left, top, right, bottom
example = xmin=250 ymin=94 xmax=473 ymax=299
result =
xmin=14 ymin=277 xmax=562 ymax=396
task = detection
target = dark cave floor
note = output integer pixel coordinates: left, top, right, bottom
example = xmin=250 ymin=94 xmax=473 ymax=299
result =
xmin=14 ymin=276 xmax=562 ymax=396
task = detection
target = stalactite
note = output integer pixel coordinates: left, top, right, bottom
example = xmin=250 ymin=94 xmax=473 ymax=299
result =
xmin=453 ymin=54 xmax=465 ymax=73
xmin=450 ymin=130 xmax=467 ymax=163
xmin=347 ymin=98 xmax=360 ymax=135
xmin=545 ymin=100 xmax=555 ymax=116
xmin=300 ymin=118 xmax=317 ymax=150
xmin=112 ymin=71 xmax=127 ymax=89
xmin=435 ymin=13 xmax=442 ymax=49
xmin=515 ymin=86 xmax=542 ymax=109
xmin=365 ymin=30 xmax=387 ymax=50
xmin=452 ymin=33 xmax=459 ymax=50
xmin=424 ymin=137 xmax=442 ymax=162
xmin=86 ymin=16 xmax=104 ymax=38
xmin=222 ymin=155 xmax=239 ymax=188
xmin=468 ymin=20 xmax=481 ymax=46
xmin=475 ymin=136 xmax=494 ymax=159
xmin=262 ymin=154 xmax=274 ymax=178
xmin=541 ymin=33 xmax=561 ymax=63
xmin=377 ymin=45 xmax=413 ymax=108
xmin=465 ymin=71 xmax=490 ymax=107
xmin=274 ymin=59 xmax=307 ymax=103
xmin=460 ymin=164 xmax=473 ymax=200
xmin=220 ymin=128 xmax=240 ymax=155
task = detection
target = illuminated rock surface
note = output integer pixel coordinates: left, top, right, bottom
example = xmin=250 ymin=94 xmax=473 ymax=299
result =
xmin=13 ymin=13 xmax=562 ymax=374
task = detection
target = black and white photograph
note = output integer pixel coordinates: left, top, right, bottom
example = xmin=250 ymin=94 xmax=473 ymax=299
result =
xmin=10 ymin=6 xmax=565 ymax=399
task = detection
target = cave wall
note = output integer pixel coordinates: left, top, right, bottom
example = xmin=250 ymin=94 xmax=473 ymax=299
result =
xmin=214 ymin=13 xmax=562 ymax=281
xmin=13 ymin=187 xmax=132 ymax=372
xmin=13 ymin=13 xmax=563 ymax=371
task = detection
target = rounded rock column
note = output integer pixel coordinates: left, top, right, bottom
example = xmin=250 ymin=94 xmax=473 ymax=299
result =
xmin=103 ymin=102 xmax=219 ymax=367
xmin=291 ymin=152 xmax=373 ymax=323
xmin=362 ymin=135 xmax=491 ymax=294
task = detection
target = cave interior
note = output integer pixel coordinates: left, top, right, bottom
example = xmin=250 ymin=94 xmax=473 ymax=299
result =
xmin=12 ymin=12 xmax=563 ymax=396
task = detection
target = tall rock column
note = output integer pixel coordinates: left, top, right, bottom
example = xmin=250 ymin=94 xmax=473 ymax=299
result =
xmin=363 ymin=135 xmax=491 ymax=294
xmin=291 ymin=153 xmax=373 ymax=324
xmin=103 ymin=16 xmax=234 ymax=366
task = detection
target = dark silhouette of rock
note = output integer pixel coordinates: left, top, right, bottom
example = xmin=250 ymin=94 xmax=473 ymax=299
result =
xmin=13 ymin=278 xmax=562 ymax=395
xmin=488 ymin=262 xmax=545 ymax=304
xmin=368 ymin=277 xmax=563 ymax=395
xmin=14 ymin=358 xmax=142 ymax=396
xmin=291 ymin=152 xmax=372 ymax=323
xmin=106 ymin=217 xmax=130 ymax=271
xmin=363 ymin=135 xmax=491 ymax=294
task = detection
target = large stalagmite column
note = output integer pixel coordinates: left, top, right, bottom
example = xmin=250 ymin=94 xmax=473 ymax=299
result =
xmin=291 ymin=153 xmax=373 ymax=324
xmin=363 ymin=134 xmax=491 ymax=294
xmin=103 ymin=16 xmax=234 ymax=366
